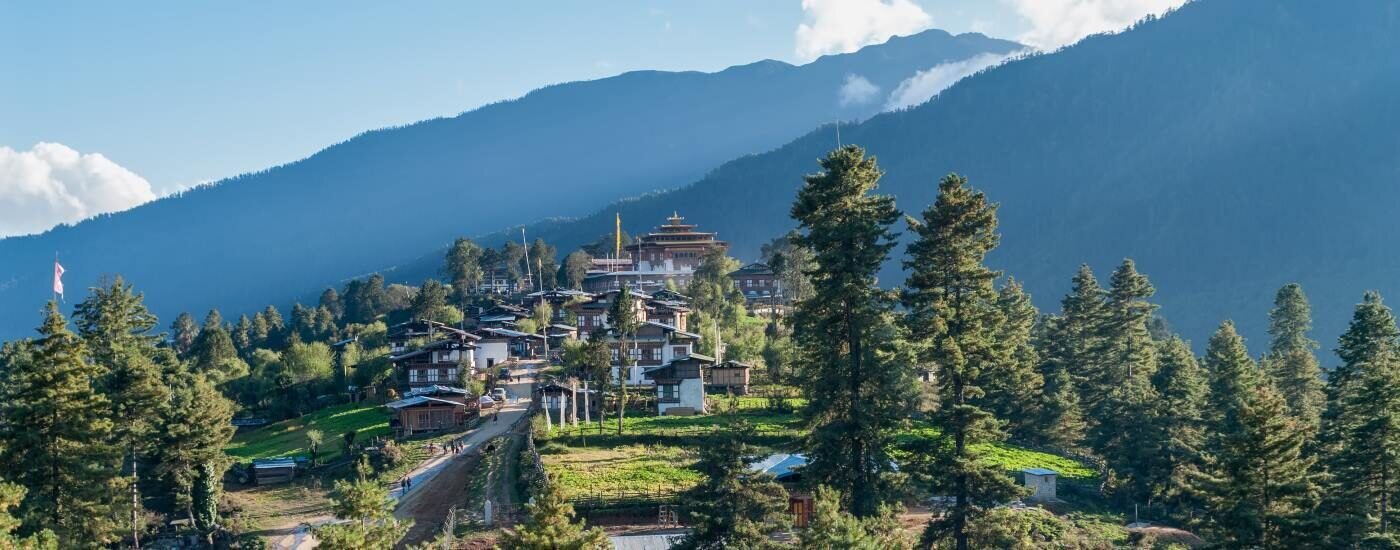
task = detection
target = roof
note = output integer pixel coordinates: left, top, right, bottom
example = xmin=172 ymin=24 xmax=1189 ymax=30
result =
xmin=712 ymin=360 xmax=752 ymax=370
xmin=643 ymin=321 xmax=701 ymax=339
xmin=389 ymin=338 xmax=477 ymax=361
xmin=478 ymin=314 xmax=519 ymax=323
xmin=549 ymin=324 xmax=578 ymax=331
xmin=1023 ymin=468 xmax=1059 ymax=476
xmin=729 ymin=263 xmax=775 ymax=276
xmin=750 ymin=453 xmax=806 ymax=481
xmin=253 ymin=458 xmax=298 ymax=470
xmin=682 ymin=352 xmax=716 ymax=362
xmin=477 ymin=327 xmax=546 ymax=339
xmin=406 ymin=385 xmax=470 ymax=397
xmin=609 ymin=533 xmax=686 ymax=550
xmin=384 ymin=396 xmax=467 ymax=410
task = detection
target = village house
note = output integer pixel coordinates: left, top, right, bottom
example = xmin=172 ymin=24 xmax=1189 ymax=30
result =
xmin=567 ymin=287 xmax=700 ymax=384
xmin=385 ymin=385 xmax=476 ymax=437
xmin=387 ymin=319 xmax=479 ymax=390
xmin=475 ymin=303 xmax=531 ymax=329
xmin=472 ymin=327 xmax=545 ymax=367
xmin=644 ymin=353 xmax=711 ymax=415
xmin=525 ymin=288 xmax=594 ymax=324
xmin=727 ymin=262 xmax=783 ymax=307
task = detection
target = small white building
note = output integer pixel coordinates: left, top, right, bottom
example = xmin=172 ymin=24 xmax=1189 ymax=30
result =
xmin=644 ymin=354 xmax=711 ymax=416
xmin=1022 ymin=468 xmax=1058 ymax=502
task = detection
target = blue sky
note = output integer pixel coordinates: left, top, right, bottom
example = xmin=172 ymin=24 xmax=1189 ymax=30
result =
xmin=0 ymin=0 xmax=1180 ymax=237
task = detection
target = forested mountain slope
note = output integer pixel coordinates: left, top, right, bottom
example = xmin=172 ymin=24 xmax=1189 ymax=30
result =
xmin=475 ymin=0 xmax=1400 ymax=348
xmin=0 ymin=30 xmax=1019 ymax=339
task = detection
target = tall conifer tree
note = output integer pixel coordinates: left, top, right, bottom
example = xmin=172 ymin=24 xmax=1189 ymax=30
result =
xmin=0 ymin=303 xmax=123 ymax=545
xmin=676 ymin=420 xmax=789 ymax=549
xmin=981 ymin=279 xmax=1044 ymax=442
xmin=1319 ymin=291 xmax=1400 ymax=544
xmin=1148 ymin=336 xmax=1207 ymax=512
xmin=1264 ymin=283 xmax=1325 ymax=431
xmin=902 ymin=173 xmax=1024 ymax=549
xmin=789 ymin=146 xmax=912 ymax=517
xmin=1188 ymin=322 xmax=1318 ymax=547
xmin=1090 ymin=260 xmax=1164 ymax=503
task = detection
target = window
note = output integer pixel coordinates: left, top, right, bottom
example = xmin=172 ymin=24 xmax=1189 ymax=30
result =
xmin=659 ymin=384 xmax=679 ymax=401
xmin=649 ymin=347 xmax=662 ymax=361
xmin=745 ymin=279 xmax=753 ymax=288
xmin=409 ymin=369 xmax=419 ymax=383
xmin=629 ymin=347 xmax=642 ymax=360
xmin=611 ymin=348 xmax=620 ymax=361
xmin=448 ymin=368 xmax=458 ymax=380
xmin=427 ymin=369 xmax=439 ymax=382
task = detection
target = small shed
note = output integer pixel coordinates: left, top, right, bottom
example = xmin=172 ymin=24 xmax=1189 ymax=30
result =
xmin=707 ymin=360 xmax=752 ymax=395
xmin=1022 ymin=468 xmax=1058 ymax=502
xmin=386 ymin=395 xmax=469 ymax=437
xmin=253 ymin=458 xmax=298 ymax=486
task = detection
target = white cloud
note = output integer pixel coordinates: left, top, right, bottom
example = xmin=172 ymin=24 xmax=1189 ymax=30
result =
xmin=795 ymin=0 xmax=933 ymax=61
xmin=1011 ymin=0 xmax=1187 ymax=50
xmin=839 ymin=74 xmax=881 ymax=106
xmin=883 ymin=52 xmax=1019 ymax=111
xmin=0 ymin=142 xmax=157 ymax=238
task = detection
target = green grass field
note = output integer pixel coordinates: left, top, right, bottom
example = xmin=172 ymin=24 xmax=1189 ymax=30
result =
xmin=225 ymin=403 xmax=391 ymax=462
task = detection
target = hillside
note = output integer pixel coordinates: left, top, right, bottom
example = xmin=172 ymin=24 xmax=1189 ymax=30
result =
xmin=460 ymin=0 xmax=1400 ymax=348
xmin=0 ymin=30 xmax=1021 ymax=339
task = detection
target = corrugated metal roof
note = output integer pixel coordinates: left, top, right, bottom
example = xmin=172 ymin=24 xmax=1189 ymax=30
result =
xmin=750 ymin=453 xmax=806 ymax=481
xmin=1023 ymin=468 xmax=1058 ymax=476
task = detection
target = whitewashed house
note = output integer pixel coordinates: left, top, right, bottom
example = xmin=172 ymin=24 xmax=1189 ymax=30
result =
xmin=644 ymin=354 xmax=711 ymax=416
xmin=1022 ymin=468 xmax=1058 ymax=502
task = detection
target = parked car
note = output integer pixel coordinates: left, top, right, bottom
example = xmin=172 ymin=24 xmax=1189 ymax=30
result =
xmin=498 ymin=367 xmax=511 ymax=378
xmin=491 ymin=387 xmax=509 ymax=402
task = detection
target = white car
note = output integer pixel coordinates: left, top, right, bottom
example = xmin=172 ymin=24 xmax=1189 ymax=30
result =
xmin=491 ymin=387 xmax=509 ymax=403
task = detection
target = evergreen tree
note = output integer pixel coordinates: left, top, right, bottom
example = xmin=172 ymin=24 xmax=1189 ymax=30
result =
xmin=1054 ymin=266 xmax=1110 ymax=415
xmin=798 ymin=485 xmax=911 ymax=550
xmin=676 ymin=420 xmax=789 ymax=549
xmin=1186 ymin=326 xmax=1318 ymax=547
xmin=291 ymin=303 xmax=315 ymax=342
xmin=313 ymin=478 xmax=412 ymax=549
xmin=1148 ymin=336 xmax=1207 ymax=512
xmin=319 ymin=287 xmax=344 ymax=320
xmin=314 ymin=305 xmax=337 ymax=340
xmin=560 ymin=250 xmax=592 ymax=290
xmin=151 ymin=369 xmax=235 ymax=539
xmin=0 ymin=481 xmax=58 ymax=549
xmin=410 ymin=279 xmax=450 ymax=322
xmin=444 ymin=237 xmax=484 ymax=307
xmin=190 ymin=310 xmax=247 ymax=383
xmin=608 ymin=286 xmax=640 ymax=435
xmin=1090 ymin=260 xmax=1164 ymax=504
xmin=1264 ymin=283 xmax=1325 ymax=431
xmin=982 ymin=278 xmax=1043 ymax=442
xmin=903 ymin=173 xmax=1024 ymax=548
xmin=1031 ymin=316 xmax=1087 ymax=451
xmin=73 ymin=279 xmax=171 ymax=547
xmin=250 ymin=311 xmax=270 ymax=347
xmin=530 ymin=238 xmax=559 ymax=290
xmin=789 ymin=146 xmax=911 ymax=517
xmin=0 ymin=303 xmax=123 ymax=545
xmin=262 ymin=304 xmax=287 ymax=347
xmin=500 ymin=473 xmax=608 ymax=550
xmin=687 ymin=247 xmax=746 ymax=331
xmin=170 ymin=311 xmax=198 ymax=356
xmin=1319 ymin=291 xmax=1400 ymax=544
xmin=232 ymin=314 xmax=254 ymax=354
xmin=763 ymin=230 xmax=816 ymax=305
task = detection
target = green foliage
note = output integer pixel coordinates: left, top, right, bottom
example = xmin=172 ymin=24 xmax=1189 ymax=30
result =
xmin=191 ymin=309 xmax=248 ymax=383
xmin=530 ymin=238 xmax=559 ymax=289
xmin=675 ymin=420 xmax=789 ymax=549
xmin=1264 ymin=283 xmax=1325 ymax=431
xmin=1318 ymin=291 xmax=1400 ymax=545
xmin=798 ymin=485 xmax=911 ymax=550
xmin=226 ymin=403 xmax=389 ymax=462
xmin=171 ymin=311 xmax=199 ymax=356
xmin=953 ymin=507 xmax=1129 ymax=550
xmin=152 ymin=368 xmax=235 ymax=536
xmin=903 ymin=173 xmax=1026 ymax=546
xmin=445 ymin=237 xmax=485 ymax=305
xmin=410 ymin=279 xmax=452 ymax=323
xmin=500 ymin=473 xmax=609 ymax=550
xmin=314 ymin=478 xmax=412 ymax=550
xmin=560 ymin=250 xmax=592 ymax=290
xmin=762 ymin=230 xmax=815 ymax=305
xmin=0 ymin=303 xmax=124 ymax=546
xmin=1186 ymin=322 xmax=1319 ymax=547
xmin=0 ymin=481 xmax=58 ymax=549
xmin=790 ymin=146 xmax=911 ymax=517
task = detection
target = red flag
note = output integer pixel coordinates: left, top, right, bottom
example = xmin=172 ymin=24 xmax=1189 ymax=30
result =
xmin=53 ymin=261 xmax=65 ymax=299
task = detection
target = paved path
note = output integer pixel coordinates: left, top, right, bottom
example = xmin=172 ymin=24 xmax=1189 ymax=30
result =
xmin=270 ymin=363 xmax=538 ymax=549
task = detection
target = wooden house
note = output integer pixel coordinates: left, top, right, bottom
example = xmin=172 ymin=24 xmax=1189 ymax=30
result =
xmin=644 ymin=354 xmax=711 ymax=415
xmin=252 ymin=458 xmax=299 ymax=486
xmin=707 ymin=360 xmax=752 ymax=395
xmin=388 ymin=320 xmax=479 ymax=390
xmin=386 ymin=386 xmax=475 ymax=437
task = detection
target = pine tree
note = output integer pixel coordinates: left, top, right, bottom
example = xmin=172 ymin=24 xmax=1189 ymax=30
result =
xmin=151 ymin=369 xmax=235 ymax=538
xmin=608 ymin=286 xmax=640 ymax=435
xmin=190 ymin=310 xmax=246 ymax=382
xmin=262 ymin=304 xmax=287 ymax=347
xmin=981 ymin=278 xmax=1043 ymax=442
xmin=1186 ymin=329 xmax=1318 ymax=547
xmin=1319 ymin=291 xmax=1400 ymax=544
xmin=500 ymin=473 xmax=609 ymax=550
xmin=676 ymin=420 xmax=789 ymax=549
xmin=319 ymin=287 xmax=344 ymax=320
xmin=291 ymin=302 xmax=315 ymax=342
xmin=1032 ymin=316 xmax=1087 ymax=451
xmin=789 ymin=146 xmax=911 ymax=517
xmin=411 ymin=279 xmax=450 ymax=322
xmin=1090 ymin=260 xmax=1164 ymax=504
xmin=1264 ymin=283 xmax=1325 ymax=431
xmin=0 ymin=303 xmax=123 ymax=545
xmin=170 ymin=311 xmax=198 ymax=356
xmin=0 ymin=481 xmax=58 ymax=549
xmin=232 ymin=314 xmax=254 ymax=354
xmin=313 ymin=478 xmax=412 ymax=549
xmin=1148 ymin=336 xmax=1207 ymax=512
xmin=250 ymin=311 xmax=270 ymax=347
xmin=530 ymin=238 xmax=559 ymax=289
xmin=903 ymin=173 xmax=1024 ymax=549
xmin=73 ymin=279 xmax=171 ymax=548
xmin=1044 ymin=265 xmax=1109 ymax=438
xmin=798 ymin=485 xmax=910 ymax=550
xmin=560 ymin=250 xmax=592 ymax=290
